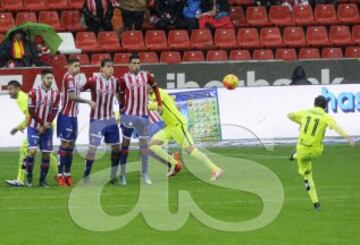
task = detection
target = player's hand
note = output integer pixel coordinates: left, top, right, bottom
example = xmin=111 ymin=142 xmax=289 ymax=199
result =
xmin=43 ymin=122 xmax=51 ymax=130
xmin=10 ymin=128 xmax=18 ymax=135
xmin=38 ymin=126 xmax=45 ymax=135
xmin=88 ymin=101 xmax=96 ymax=109
xmin=158 ymin=105 xmax=163 ymax=115
xmin=347 ymin=137 xmax=356 ymax=146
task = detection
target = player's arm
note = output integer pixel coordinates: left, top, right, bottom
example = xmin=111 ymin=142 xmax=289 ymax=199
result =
xmin=69 ymin=91 xmax=96 ymax=109
xmin=287 ymin=111 xmax=303 ymax=125
xmin=28 ymin=90 xmax=44 ymax=126
xmin=147 ymin=73 xmax=163 ymax=114
xmin=327 ymin=117 xmax=356 ymax=146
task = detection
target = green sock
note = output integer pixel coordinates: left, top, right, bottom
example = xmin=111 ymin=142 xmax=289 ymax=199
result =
xmin=190 ymin=148 xmax=219 ymax=171
xmin=305 ymin=172 xmax=319 ymax=203
xmin=150 ymin=145 xmax=177 ymax=167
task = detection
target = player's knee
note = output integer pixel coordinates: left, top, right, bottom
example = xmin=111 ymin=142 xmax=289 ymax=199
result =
xmin=42 ymin=152 xmax=50 ymax=160
xmin=28 ymin=149 xmax=37 ymax=157
xmin=304 ymin=170 xmax=311 ymax=175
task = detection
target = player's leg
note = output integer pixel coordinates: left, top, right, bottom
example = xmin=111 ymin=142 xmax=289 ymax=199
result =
xmin=136 ymin=116 xmax=151 ymax=183
xmin=5 ymin=139 xmax=28 ymax=186
xmin=119 ymin=124 xmax=133 ymax=181
xmin=103 ymin=119 xmax=121 ymax=184
xmin=24 ymin=127 xmax=40 ymax=187
xmin=38 ymin=127 xmax=54 ymax=186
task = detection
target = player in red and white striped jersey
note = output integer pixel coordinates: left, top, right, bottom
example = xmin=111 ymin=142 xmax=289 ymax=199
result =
xmin=25 ymin=69 xmax=60 ymax=187
xmin=56 ymin=58 xmax=96 ymax=186
xmin=82 ymin=59 xmax=121 ymax=183
xmin=117 ymin=53 xmax=162 ymax=185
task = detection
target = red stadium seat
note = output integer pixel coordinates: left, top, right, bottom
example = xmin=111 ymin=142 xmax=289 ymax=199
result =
xmin=1 ymin=0 xmax=23 ymax=11
xmin=337 ymin=4 xmax=360 ymax=24
xmin=229 ymin=49 xmax=251 ymax=61
xmin=183 ymin=51 xmax=205 ymax=62
xmin=69 ymin=54 xmax=90 ymax=65
xmin=98 ymin=31 xmax=122 ymax=52
xmin=23 ymin=0 xmax=47 ymax=11
xmin=139 ymin=52 xmax=159 ymax=63
xmin=293 ymin=5 xmax=315 ymax=26
xmin=16 ymin=12 xmax=37 ymax=25
xmin=230 ymin=6 xmax=247 ymax=27
xmin=61 ymin=10 xmax=86 ymax=32
xmin=69 ymin=0 xmax=84 ymax=9
xmin=160 ymin=51 xmax=182 ymax=64
xmin=306 ymin=26 xmax=330 ymax=47
xmin=283 ymin=27 xmax=307 ymax=48
xmin=145 ymin=30 xmax=168 ymax=51
xmin=352 ymin=25 xmax=360 ymax=44
xmin=229 ymin=0 xmax=254 ymax=5
xmin=0 ymin=13 xmax=15 ymax=33
xmin=168 ymin=30 xmax=191 ymax=50
xmin=321 ymin=47 xmax=343 ymax=59
xmin=114 ymin=53 xmax=131 ymax=64
xmin=191 ymin=29 xmax=214 ymax=49
xmin=76 ymin=32 xmax=100 ymax=53
xmin=260 ymin=27 xmax=284 ymax=48
xmin=275 ymin=48 xmax=297 ymax=61
xmin=252 ymin=49 xmax=274 ymax=60
xmin=45 ymin=0 xmax=69 ymax=9
xmin=214 ymin=28 xmax=237 ymax=49
xmin=299 ymin=48 xmax=321 ymax=60
xmin=329 ymin=25 xmax=353 ymax=46
xmin=246 ymin=6 xmax=271 ymax=26
xmin=38 ymin=11 xmax=63 ymax=31
xmin=237 ymin=28 xmax=261 ymax=49
xmin=345 ymin=47 xmax=360 ymax=58
xmin=50 ymin=54 xmax=67 ymax=67
xmin=269 ymin=6 xmax=294 ymax=26
xmin=315 ymin=4 xmax=338 ymax=25
xmin=121 ymin=31 xmax=146 ymax=51
xmin=206 ymin=50 xmax=228 ymax=61
xmin=91 ymin=53 xmax=111 ymax=65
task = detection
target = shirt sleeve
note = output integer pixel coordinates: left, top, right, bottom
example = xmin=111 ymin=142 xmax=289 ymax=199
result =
xmin=288 ymin=110 xmax=304 ymax=125
xmin=66 ymin=75 xmax=76 ymax=92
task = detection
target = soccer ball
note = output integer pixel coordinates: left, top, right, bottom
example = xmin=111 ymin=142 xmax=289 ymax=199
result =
xmin=222 ymin=74 xmax=239 ymax=90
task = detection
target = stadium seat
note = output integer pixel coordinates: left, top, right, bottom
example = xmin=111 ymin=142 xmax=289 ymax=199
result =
xmin=183 ymin=51 xmax=205 ymax=62
xmin=252 ymin=49 xmax=274 ymax=60
xmin=1 ymin=0 xmax=23 ymax=11
xmin=229 ymin=0 xmax=254 ymax=5
xmin=16 ymin=12 xmax=37 ymax=25
xmin=321 ymin=47 xmax=343 ymax=59
xmin=298 ymin=48 xmax=321 ymax=60
xmin=315 ymin=4 xmax=338 ymax=25
xmin=329 ymin=25 xmax=353 ymax=46
xmin=168 ymin=30 xmax=191 ymax=50
xmin=139 ymin=52 xmax=159 ymax=63
xmin=114 ymin=53 xmax=131 ymax=64
xmin=275 ymin=48 xmax=297 ymax=61
xmin=58 ymin=32 xmax=81 ymax=54
xmin=145 ymin=30 xmax=168 ymax=51
xmin=229 ymin=49 xmax=251 ymax=61
xmin=121 ymin=31 xmax=146 ymax=51
xmin=206 ymin=50 xmax=228 ymax=61
xmin=246 ymin=6 xmax=271 ymax=26
xmin=50 ymin=54 xmax=67 ymax=68
xmin=191 ymin=29 xmax=214 ymax=49
xmin=214 ymin=29 xmax=238 ymax=49
xmin=293 ymin=5 xmax=315 ymax=26
xmin=39 ymin=11 xmax=63 ymax=31
xmin=160 ymin=51 xmax=182 ymax=64
xmin=0 ymin=13 xmax=15 ymax=33
xmin=23 ymin=0 xmax=47 ymax=11
xmin=69 ymin=54 xmax=90 ymax=65
xmin=352 ymin=25 xmax=360 ymax=44
xmin=61 ymin=10 xmax=86 ymax=32
xmin=237 ymin=28 xmax=261 ymax=49
xmin=337 ymin=4 xmax=360 ymax=24
xmin=75 ymin=32 xmax=100 ymax=53
xmin=91 ymin=53 xmax=112 ymax=65
xmin=345 ymin=46 xmax=360 ymax=58
xmin=98 ymin=31 xmax=122 ymax=52
xmin=230 ymin=6 xmax=247 ymax=27
xmin=260 ymin=27 xmax=284 ymax=48
xmin=69 ymin=0 xmax=84 ymax=9
xmin=269 ymin=6 xmax=294 ymax=26
xmin=283 ymin=27 xmax=307 ymax=48
xmin=306 ymin=26 xmax=330 ymax=47
xmin=45 ymin=0 xmax=69 ymax=9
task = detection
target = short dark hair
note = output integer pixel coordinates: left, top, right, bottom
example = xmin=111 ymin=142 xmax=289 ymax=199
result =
xmin=314 ymin=95 xmax=328 ymax=109
xmin=41 ymin=69 xmax=53 ymax=76
xmin=101 ymin=59 xmax=113 ymax=67
xmin=68 ymin=58 xmax=80 ymax=65
xmin=129 ymin=53 xmax=140 ymax=63
xmin=8 ymin=80 xmax=21 ymax=88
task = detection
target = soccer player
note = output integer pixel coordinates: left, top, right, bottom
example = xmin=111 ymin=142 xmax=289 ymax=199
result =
xmin=82 ymin=59 xmax=120 ymax=184
xmin=57 ymin=58 xmax=96 ymax=186
xmin=288 ymin=95 xmax=355 ymax=210
xmin=24 ymin=69 xmax=60 ymax=187
xmin=148 ymin=87 xmax=224 ymax=180
xmin=117 ymin=53 xmax=163 ymax=185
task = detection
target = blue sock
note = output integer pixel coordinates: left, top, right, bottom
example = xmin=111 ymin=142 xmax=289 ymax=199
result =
xmin=25 ymin=156 xmax=35 ymax=176
xmin=84 ymin=159 xmax=94 ymax=178
xmin=58 ymin=147 xmax=67 ymax=176
xmin=110 ymin=150 xmax=120 ymax=179
xmin=64 ymin=148 xmax=74 ymax=175
xmin=40 ymin=158 xmax=50 ymax=183
xmin=120 ymin=146 xmax=129 ymax=175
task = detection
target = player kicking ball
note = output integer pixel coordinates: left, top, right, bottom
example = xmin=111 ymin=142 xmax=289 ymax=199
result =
xmin=288 ymin=95 xmax=355 ymax=210
xmin=148 ymin=87 xmax=224 ymax=180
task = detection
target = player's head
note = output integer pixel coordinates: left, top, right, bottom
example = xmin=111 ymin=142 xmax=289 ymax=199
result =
xmin=129 ymin=53 xmax=140 ymax=74
xmin=67 ymin=58 xmax=81 ymax=75
xmin=314 ymin=95 xmax=328 ymax=110
xmin=7 ymin=80 xmax=21 ymax=99
xmin=100 ymin=59 xmax=114 ymax=77
xmin=41 ymin=69 xmax=54 ymax=89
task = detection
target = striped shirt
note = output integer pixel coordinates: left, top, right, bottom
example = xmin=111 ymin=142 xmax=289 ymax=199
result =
xmin=60 ymin=72 xmax=81 ymax=117
xmin=148 ymin=110 xmax=162 ymax=124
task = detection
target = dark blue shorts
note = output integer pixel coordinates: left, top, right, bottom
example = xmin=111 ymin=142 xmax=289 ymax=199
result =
xmin=27 ymin=126 xmax=53 ymax=152
xmin=121 ymin=114 xmax=149 ymax=139
xmin=57 ymin=113 xmax=78 ymax=142
xmin=89 ymin=118 xmax=120 ymax=147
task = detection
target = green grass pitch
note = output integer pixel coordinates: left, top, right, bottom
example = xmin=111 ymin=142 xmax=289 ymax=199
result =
xmin=0 ymin=144 xmax=359 ymax=245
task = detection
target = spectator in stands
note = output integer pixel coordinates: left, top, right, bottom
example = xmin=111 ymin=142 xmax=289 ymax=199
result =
xmin=83 ymin=0 xmax=120 ymax=33
xmin=281 ymin=0 xmax=309 ymax=11
xmin=256 ymin=0 xmax=280 ymax=9
xmin=0 ymin=30 xmax=38 ymax=68
xmin=198 ymin=0 xmax=233 ymax=29
xmin=149 ymin=0 xmax=186 ymax=31
xmin=119 ymin=0 xmax=147 ymax=31
xmin=182 ymin=0 xmax=201 ymax=31
xmin=34 ymin=35 xmax=51 ymax=67
xmin=290 ymin=66 xmax=312 ymax=85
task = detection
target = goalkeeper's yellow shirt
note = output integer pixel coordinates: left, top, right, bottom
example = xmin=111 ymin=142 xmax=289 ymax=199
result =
xmin=148 ymin=88 xmax=187 ymax=127
xmin=15 ymin=90 xmax=30 ymax=131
